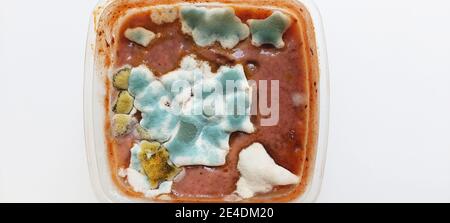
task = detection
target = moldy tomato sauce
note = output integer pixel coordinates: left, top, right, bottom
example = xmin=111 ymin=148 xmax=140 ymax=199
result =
xmin=102 ymin=2 xmax=318 ymax=202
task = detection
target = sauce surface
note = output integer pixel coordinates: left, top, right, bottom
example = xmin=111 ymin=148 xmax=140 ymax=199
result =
xmin=109 ymin=6 xmax=311 ymax=200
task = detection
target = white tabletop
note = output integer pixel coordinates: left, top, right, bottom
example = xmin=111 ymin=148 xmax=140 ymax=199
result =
xmin=0 ymin=0 xmax=449 ymax=202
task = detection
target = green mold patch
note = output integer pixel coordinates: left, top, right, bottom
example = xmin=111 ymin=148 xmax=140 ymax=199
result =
xmin=128 ymin=55 xmax=255 ymax=167
xmin=113 ymin=91 xmax=134 ymax=114
xmin=124 ymin=27 xmax=156 ymax=47
xmin=248 ymin=11 xmax=292 ymax=48
xmin=180 ymin=6 xmax=249 ymax=49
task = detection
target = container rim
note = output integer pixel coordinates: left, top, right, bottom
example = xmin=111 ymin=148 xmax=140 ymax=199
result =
xmin=83 ymin=0 xmax=330 ymax=203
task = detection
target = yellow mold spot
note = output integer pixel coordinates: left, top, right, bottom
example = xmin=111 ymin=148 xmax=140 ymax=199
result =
xmin=113 ymin=91 xmax=134 ymax=114
xmin=112 ymin=114 xmax=136 ymax=137
xmin=139 ymin=140 xmax=160 ymax=155
xmin=113 ymin=68 xmax=131 ymax=90
xmin=138 ymin=143 xmax=180 ymax=189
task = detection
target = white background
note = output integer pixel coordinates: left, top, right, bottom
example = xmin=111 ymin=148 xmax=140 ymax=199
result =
xmin=0 ymin=0 xmax=449 ymax=203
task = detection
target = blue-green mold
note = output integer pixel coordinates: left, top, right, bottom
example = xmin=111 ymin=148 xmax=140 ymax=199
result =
xmin=128 ymin=55 xmax=254 ymax=167
xmin=124 ymin=27 xmax=156 ymax=47
xmin=180 ymin=6 xmax=249 ymax=49
xmin=248 ymin=11 xmax=292 ymax=48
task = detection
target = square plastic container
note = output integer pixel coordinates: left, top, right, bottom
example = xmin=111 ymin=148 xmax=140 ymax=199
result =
xmin=84 ymin=0 xmax=329 ymax=203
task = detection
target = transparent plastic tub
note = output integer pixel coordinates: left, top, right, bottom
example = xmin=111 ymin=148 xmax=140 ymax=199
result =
xmin=84 ymin=0 xmax=329 ymax=203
